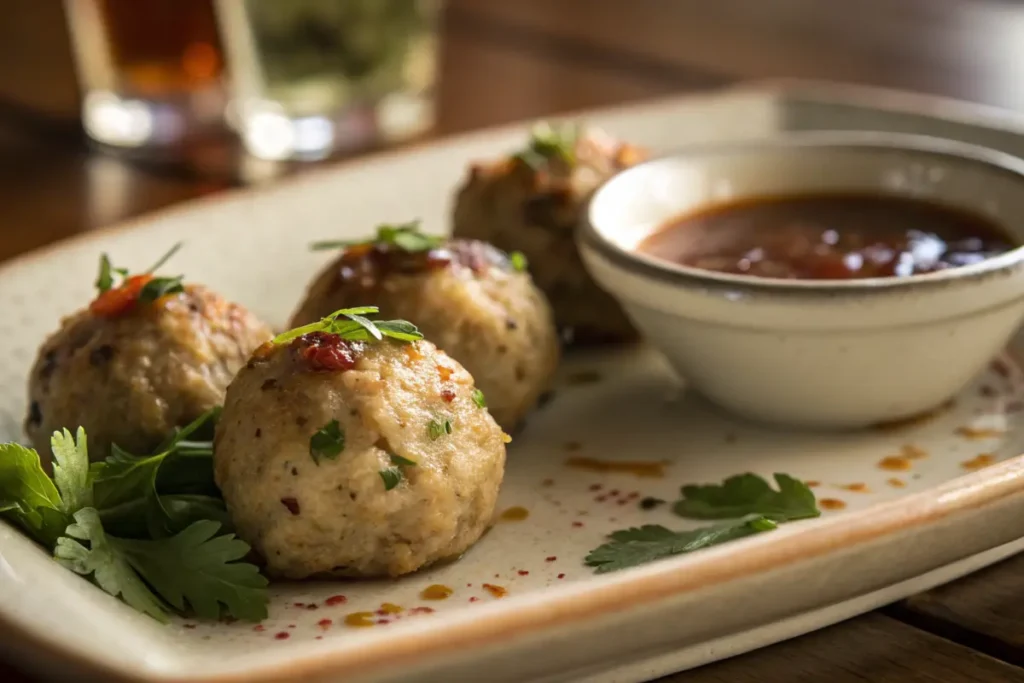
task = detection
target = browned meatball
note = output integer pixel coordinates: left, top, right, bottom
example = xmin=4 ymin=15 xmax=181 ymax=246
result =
xmin=26 ymin=285 xmax=272 ymax=461
xmin=290 ymin=235 xmax=559 ymax=430
xmin=452 ymin=124 xmax=646 ymax=344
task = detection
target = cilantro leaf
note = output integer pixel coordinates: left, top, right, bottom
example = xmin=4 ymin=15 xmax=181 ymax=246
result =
xmin=138 ymin=276 xmax=185 ymax=304
xmin=514 ymin=121 xmax=579 ymax=170
xmin=673 ymin=473 xmax=820 ymax=522
xmin=309 ymin=420 xmax=344 ymax=465
xmin=272 ymin=307 xmax=424 ymax=346
xmin=96 ymin=254 xmax=114 ymax=293
xmin=472 ymin=388 xmax=487 ymax=409
xmin=94 ymin=244 xmax=181 ymax=296
xmin=585 ymin=515 xmax=777 ymax=574
xmin=111 ymin=519 xmax=269 ymax=622
xmin=55 ymin=507 xmax=170 ymax=622
xmin=51 ymin=427 xmax=93 ymax=514
xmin=389 ymin=453 xmax=417 ymax=467
xmin=427 ymin=418 xmax=453 ymax=440
xmin=143 ymin=242 xmax=183 ymax=275
xmin=310 ymin=220 xmax=443 ymax=254
xmin=0 ymin=443 xmax=67 ymax=546
xmin=509 ymin=251 xmax=528 ymax=272
xmin=379 ymin=467 xmax=402 ymax=491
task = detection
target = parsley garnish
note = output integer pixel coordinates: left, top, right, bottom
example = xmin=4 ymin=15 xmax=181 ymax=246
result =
xmin=584 ymin=515 xmax=777 ymax=573
xmin=309 ymin=420 xmax=344 ymax=465
xmin=273 ymin=306 xmax=424 ymax=345
xmin=673 ymin=473 xmax=820 ymax=522
xmin=513 ymin=121 xmax=580 ymax=170
xmin=509 ymin=251 xmax=528 ymax=272
xmin=389 ymin=453 xmax=417 ymax=467
xmin=428 ymin=418 xmax=453 ymax=440
xmin=0 ymin=415 xmax=268 ymax=622
xmin=310 ymin=220 xmax=444 ymax=253
xmin=379 ymin=468 xmax=402 ymax=491
xmin=94 ymin=243 xmax=183 ymax=295
xmin=472 ymin=388 xmax=487 ymax=409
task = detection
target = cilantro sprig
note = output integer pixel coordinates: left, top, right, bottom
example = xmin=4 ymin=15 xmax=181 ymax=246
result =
xmin=310 ymin=220 xmax=444 ymax=253
xmin=585 ymin=473 xmax=820 ymax=574
xmin=309 ymin=419 xmax=344 ymax=465
xmin=95 ymin=243 xmax=184 ymax=297
xmin=0 ymin=415 xmax=268 ymax=623
xmin=513 ymin=121 xmax=580 ymax=170
xmin=273 ymin=306 xmax=423 ymax=346
xmin=673 ymin=473 xmax=820 ymax=522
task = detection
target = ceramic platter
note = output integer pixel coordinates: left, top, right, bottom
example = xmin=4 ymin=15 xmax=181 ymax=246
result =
xmin=3 ymin=80 xmax=1024 ymax=683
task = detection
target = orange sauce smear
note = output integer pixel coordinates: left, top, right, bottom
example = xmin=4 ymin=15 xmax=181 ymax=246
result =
xmin=344 ymin=612 xmax=376 ymax=627
xmin=379 ymin=603 xmax=403 ymax=614
xmin=565 ymin=457 xmax=668 ymax=479
xmin=820 ymin=498 xmax=847 ymax=510
xmin=887 ymin=478 xmax=907 ymax=488
xmin=955 ymin=426 xmax=1006 ymax=440
xmin=900 ymin=444 xmax=929 ymax=460
xmin=805 ymin=480 xmax=821 ymax=488
xmin=961 ymin=453 xmax=997 ymax=471
xmin=500 ymin=506 xmax=530 ymax=522
xmin=878 ymin=456 xmax=912 ymax=472
xmin=420 ymin=584 xmax=454 ymax=600
xmin=482 ymin=583 xmax=508 ymax=598
xmin=839 ymin=483 xmax=870 ymax=493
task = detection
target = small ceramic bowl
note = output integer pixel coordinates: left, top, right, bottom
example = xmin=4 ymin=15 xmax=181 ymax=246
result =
xmin=579 ymin=131 xmax=1024 ymax=429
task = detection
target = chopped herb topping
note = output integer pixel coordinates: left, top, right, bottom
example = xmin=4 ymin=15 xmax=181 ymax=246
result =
xmin=389 ymin=453 xmax=417 ymax=467
xmin=513 ymin=121 xmax=580 ymax=170
xmin=309 ymin=420 xmax=344 ymax=465
xmin=585 ymin=515 xmax=777 ymax=573
xmin=472 ymin=389 xmax=487 ymax=409
xmin=273 ymin=306 xmax=423 ymax=346
xmin=90 ymin=243 xmax=185 ymax=317
xmin=310 ymin=220 xmax=444 ymax=254
xmin=673 ymin=473 xmax=820 ymax=522
xmin=138 ymin=276 xmax=186 ymax=303
xmin=428 ymin=418 xmax=453 ymax=440
xmin=379 ymin=467 xmax=402 ymax=491
xmin=509 ymin=251 xmax=528 ymax=272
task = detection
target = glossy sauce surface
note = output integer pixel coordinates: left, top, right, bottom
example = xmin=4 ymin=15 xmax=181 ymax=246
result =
xmin=637 ymin=193 xmax=1016 ymax=280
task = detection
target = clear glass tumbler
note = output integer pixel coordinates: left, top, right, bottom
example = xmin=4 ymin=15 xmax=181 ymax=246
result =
xmin=215 ymin=0 xmax=442 ymax=161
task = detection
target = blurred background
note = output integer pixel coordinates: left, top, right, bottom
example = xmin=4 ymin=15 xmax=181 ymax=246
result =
xmin=4 ymin=0 xmax=1024 ymax=263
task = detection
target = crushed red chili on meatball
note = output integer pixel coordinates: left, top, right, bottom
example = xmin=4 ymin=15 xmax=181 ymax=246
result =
xmin=292 ymin=331 xmax=362 ymax=373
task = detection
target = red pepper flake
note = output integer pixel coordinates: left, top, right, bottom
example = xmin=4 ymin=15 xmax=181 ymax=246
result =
xmin=294 ymin=331 xmax=360 ymax=373
xmin=588 ymin=484 xmax=602 ymax=492
xmin=280 ymin=497 xmax=300 ymax=515
xmin=571 ymin=521 xmax=584 ymax=528
xmin=306 ymin=604 xmax=319 ymax=611
xmin=317 ymin=619 xmax=333 ymax=630
xmin=89 ymin=274 xmax=155 ymax=318
xmin=325 ymin=595 xmax=348 ymax=606
xmin=440 ymin=388 xmax=456 ymax=403
xmin=274 ymin=632 xmax=290 ymax=640
xmin=253 ymin=624 xmax=265 ymax=632
xmin=409 ymin=606 xmax=435 ymax=615
xmin=469 ymin=597 xmax=479 ymax=602
xmin=517 ymin=570 xmax=529 ymax=576
xmin=545 ymin=556 xmax=557 ymax=562
xmin=626 ymin=491 xmax=640 ymax=500
xmin=377 ymin=619 xmax=391 ymax=625
xmin=293 ymin=602 xmax=306 ymax=608
xmin=557 ymin=573 xmax=566 ymax=579
xmin=182 ymin=624 xmax=196 ymax=630
xmin=315 ymin=636 xmax=323 ymax=640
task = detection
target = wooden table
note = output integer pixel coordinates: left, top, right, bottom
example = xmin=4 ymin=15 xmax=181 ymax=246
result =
xmin=2 ymin=1 xmax=1023 ymax=680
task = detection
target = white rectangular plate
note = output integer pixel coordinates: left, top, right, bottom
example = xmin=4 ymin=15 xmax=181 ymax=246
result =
xmin=1 ymin=80 xmax=1024 ymax=683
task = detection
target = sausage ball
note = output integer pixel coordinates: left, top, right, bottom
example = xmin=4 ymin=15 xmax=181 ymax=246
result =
xmin=213 ymin=329 xmax=507 ymax=579
xmin=26 ymin=280 xmax=273 ymax=461
xmin=452 ymin=123 xmax=646 ymax=344
xmin=290 ymin=230 xmax=559 ymax=430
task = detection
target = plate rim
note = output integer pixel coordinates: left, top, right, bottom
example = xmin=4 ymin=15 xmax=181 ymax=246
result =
xmin=4 ymin=79 xmax=1024 ymax=682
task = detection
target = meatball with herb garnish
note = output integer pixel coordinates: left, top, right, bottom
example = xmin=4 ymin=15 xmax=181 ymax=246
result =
xmin=214 ymin=307 xmax=508 ymax=579
xmin=452 ymin=122 xmax=646 ymax=344
xmin=289 ymin=221 xmax=559 ymax=430
xmin=25 ymin=244 xmax=273 ymax=462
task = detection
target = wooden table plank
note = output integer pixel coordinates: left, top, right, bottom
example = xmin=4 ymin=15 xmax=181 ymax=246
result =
xmin=673 ymin=613 xmax=1024 ymax=683
xmin=887 ymin=553 xmax=1024 ymax=667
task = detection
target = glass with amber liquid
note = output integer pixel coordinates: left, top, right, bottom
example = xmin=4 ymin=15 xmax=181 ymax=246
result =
xmin=64 ymin=0 xmax=229 ymax=154
xmin=215 ymin=0 xmax=441 ymax=161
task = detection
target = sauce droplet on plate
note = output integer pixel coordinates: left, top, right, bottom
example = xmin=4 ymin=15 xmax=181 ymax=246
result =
xmin=564 ymin=457 xmax=668 ymax=478
xmin=887 ymin=478 xmax=907 ymax=488
xmin=344 ymin=612 xmax=376 ymax=627
xmin=820 ymin=498 xmax=847 ymax=510
xmin=878 ymin=456 xmax=912 ymax=471
xmin=956 ymin=426 xmax=1005 ymax=439
xmin=839 ymin=483 xmax=869 ymax=493
xmin=500 ymin=506 xmax=530 ymax=521
xmin=420 ymin=584 xmax=454 ymax=600
xmin=961 ymin=453 xmax=997 ymax=470
xmin=482 ymin=583 xmax=508 ymax=598
xmin=379 ymin=603 xmax=403 ymax=614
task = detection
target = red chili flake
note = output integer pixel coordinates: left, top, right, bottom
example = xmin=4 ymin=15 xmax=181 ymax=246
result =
xmin=409 ymin=607 xmax=435 ymax=615
xmin=315 ymin=636 xmax=323 ymax=640
xmin=571 ymin=521 xmax=584 ymax=528
xmin=274 ymin=632 xmax=290 ymax=640
xmin=89 ymin=274 xmax=155 ymax=318
xmin=626 ymin=491 xmax=640 ymax=500
xmin=557 ymin=573 xmax=566 ymax=579
xmin=545 ymin=556 xmax=557 ymax=562
xmin=294 ymin=331 xmax=360 ymax=373
xmin=253 ymin=625 xmax=265 ymax=632
xmin=288 ymin=624 xmax=296 ymax=629
xmin=517 ymin=570 xmax=529 ymax=576
xmin=293 ymin=602 xmax=306 ymax=608
xmin=280 ymin=497 xmax=300 ymax=515
xmin=306 ymin=604 xmax=319 ymax=610
xmin=317 ymin=619 xmax=333 ymax=629
xmin=469 ymin=597 xmax=479 ymax=602
xmin=617 ymin=499 xmax=630 ymax=506
xmin=183 ymin=624 xmax=197 ymax=630
xmin=378 ymin=619 xmax=391 ymax=625
xmin=588 ymin=484 xmax=602 ymax=492
xmin=466 ymin=583 xmax=472 ymax=587
xmin=440 ymin=388 xmax=456 ymax=403
xmin=325 ymin=595 xmax=348 ymax=606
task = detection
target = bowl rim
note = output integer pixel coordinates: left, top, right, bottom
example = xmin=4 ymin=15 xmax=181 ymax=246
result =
xmin=579 ymin=130 xmax=1024 ymax=299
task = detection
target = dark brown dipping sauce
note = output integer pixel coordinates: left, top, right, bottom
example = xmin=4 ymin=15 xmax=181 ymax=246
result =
xmin=637 ymin=193 xmax=1016 ymax=280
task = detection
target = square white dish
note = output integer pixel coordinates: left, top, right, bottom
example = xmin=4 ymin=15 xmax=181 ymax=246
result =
xmin=2 ymin=80 xmax=1024 ymax=683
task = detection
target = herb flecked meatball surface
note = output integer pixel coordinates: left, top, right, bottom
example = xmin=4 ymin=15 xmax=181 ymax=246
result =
xmin=213 ymin=311 xmax=507 ymax=579
xmin=452 ymin=123 xmax=646 ymax=344
xmin=290 ymin=223 xmax=559 ymax=430
xmin=25 ymin=247 xmax=273 ymax=461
